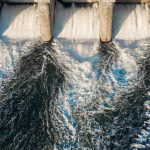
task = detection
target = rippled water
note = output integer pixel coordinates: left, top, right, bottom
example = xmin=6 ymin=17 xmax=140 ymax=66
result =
xmin=0 ymin=39 xmax=149 ymax=150
xmin=0 ymin=2 xmax=150 ymax=150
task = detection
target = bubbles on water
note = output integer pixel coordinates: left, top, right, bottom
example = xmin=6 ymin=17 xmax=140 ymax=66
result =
xmin=0 ymin=38 xmax=149 ymax=150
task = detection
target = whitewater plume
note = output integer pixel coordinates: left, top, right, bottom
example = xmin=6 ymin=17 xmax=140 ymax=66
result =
xmin=0 ymin=42 xmax=67 ymax=150
xmin=110 ymin=47 xmax=150 ymax=149
xmin=99 ymin=42 xmax=119 ymax=72
xmin=74 ymin=44 xmax=150 ymax=150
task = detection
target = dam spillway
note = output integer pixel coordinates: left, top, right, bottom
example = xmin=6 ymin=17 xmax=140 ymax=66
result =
xmin=0 ymin=0 xmax=150 ymax=42
xmin=0 ymin=0 xmax=150 ymax=150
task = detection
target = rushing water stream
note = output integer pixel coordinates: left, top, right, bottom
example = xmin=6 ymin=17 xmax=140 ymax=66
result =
xmin=0 ymin=2 xmax=150 ymax=150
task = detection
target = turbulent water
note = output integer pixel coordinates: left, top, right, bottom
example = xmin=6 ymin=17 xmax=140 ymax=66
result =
xmin=0 ymin=2 xmax=150 ymax=150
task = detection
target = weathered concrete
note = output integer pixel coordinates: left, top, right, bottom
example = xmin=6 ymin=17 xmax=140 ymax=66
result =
xmin=38 ymin=3 xmax=51 ymax=42
xmin=60 ymin=0 xmax=150 ymax=3
xmin=2 ymin=0 xmax=50 ymax=3
xmin=1 ymin=0 xmax=54 ymax=42
xmin=99 ymin=1 xmax=114 ymax=42
xmin=116 ymin=0 xmax=150 ymax=3
xmin=60 ymin=0 xmax=98 ymax=3
xmin=1 ymin=0 xmax=150 ymax=42
xmin=60 ymin=0 xmax=149 ymax=42
xmin=37 ymin=1 xmax=54 ymax=42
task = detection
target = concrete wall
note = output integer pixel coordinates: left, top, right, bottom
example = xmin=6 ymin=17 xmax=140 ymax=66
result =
xmin=3 ymin=0 xmax=50 ymax=3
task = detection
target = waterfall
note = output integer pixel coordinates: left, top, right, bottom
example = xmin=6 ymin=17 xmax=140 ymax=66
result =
xmin=54 ymin=2 xmax=100 ymax=40
xmin=0 ymin=1 xmax=150 ymax=150
xmin=0 ymin=3 xmax=40 ymax=41
xmin=113 ymin=3 xmax=150 ymax=40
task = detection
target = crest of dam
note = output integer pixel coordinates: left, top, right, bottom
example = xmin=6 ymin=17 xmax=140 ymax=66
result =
xmin=0 ymin=1 xmax=150 ymax=150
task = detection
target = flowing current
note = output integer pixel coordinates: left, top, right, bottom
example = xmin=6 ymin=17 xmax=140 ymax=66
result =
xmin=0 ymin=2 xmax=150 ymax=150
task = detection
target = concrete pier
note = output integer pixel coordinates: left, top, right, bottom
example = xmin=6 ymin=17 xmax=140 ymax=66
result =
xmin=38 ymin=3 xmax=51 ymax=42
xmin=37 ymin=2 xmax=54 ymax=42
xmin=99 ymin=1 xmax=114 ymax=42
xmin=2 ymin=0 xmax=54 ymax=42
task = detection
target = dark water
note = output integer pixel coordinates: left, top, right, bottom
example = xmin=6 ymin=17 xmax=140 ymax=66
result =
xmin=0 ymin=41 xmax=150 ymax=150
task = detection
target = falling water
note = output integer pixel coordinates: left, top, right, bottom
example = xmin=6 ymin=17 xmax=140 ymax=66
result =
xmin=0 ymin=1 xmax=150 ymax=150
xmin=113 ymin=3 xmax=150 ymax=40
xmin=0 ymin=3 xmax=40 ymax=41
